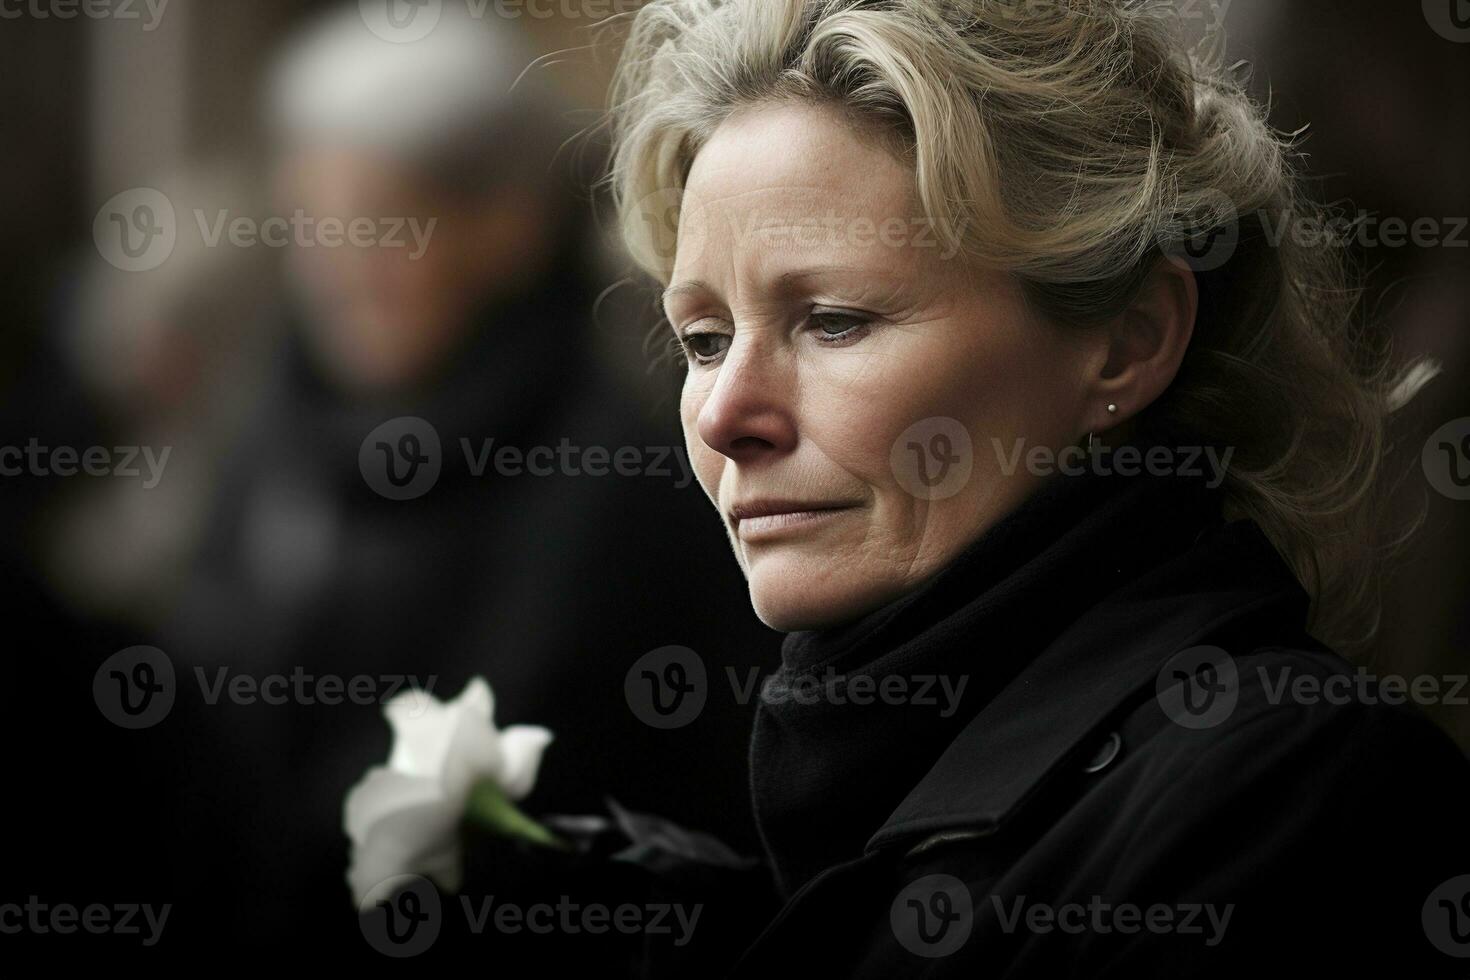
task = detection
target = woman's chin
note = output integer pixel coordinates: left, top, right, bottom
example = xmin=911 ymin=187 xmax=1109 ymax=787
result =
xmin=744 ymin=553 xmax=901 ymax=633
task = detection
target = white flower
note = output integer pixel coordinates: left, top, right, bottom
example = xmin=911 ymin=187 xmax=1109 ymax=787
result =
xmin=344 ymin=676 xmax=553 ymax=905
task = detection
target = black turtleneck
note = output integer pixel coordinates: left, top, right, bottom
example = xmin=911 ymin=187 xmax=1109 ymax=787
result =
xmin=748 ymin=467 xmax=1225 ymax=896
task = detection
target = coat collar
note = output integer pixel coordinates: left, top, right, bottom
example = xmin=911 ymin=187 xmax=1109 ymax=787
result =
xmin=865 ymin=517 xmax=1312 ymax=854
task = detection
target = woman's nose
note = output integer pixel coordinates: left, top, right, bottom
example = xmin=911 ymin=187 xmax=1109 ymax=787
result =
xmin=695 ymin=339 xmax=798 ymax=464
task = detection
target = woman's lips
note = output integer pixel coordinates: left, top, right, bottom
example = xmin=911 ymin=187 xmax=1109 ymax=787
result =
xmin=728 ymin=501 xmax=858 ymax=540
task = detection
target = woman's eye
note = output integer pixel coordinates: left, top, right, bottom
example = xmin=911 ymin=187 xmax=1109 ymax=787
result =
xmin=810 ymin=311 xmax=870 ymax=343
xmin=681 ymin=330 xmax=731 ymax=363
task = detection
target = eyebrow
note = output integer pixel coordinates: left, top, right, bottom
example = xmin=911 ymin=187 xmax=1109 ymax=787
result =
xmin=661 ymin=265 xmax=886 ymax=314
xmin=660 ymin=280 xmax=708 ymax=313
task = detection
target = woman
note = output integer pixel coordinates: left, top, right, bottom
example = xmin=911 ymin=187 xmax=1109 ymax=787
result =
xmin=600 ymin=0 xmax=1470 ymax=975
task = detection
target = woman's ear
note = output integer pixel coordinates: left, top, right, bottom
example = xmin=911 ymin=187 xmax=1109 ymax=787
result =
xmin=1086 ymin=255 xmax=1198 ymax=435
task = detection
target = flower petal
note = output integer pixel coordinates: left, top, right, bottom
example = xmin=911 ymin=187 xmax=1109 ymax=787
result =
xmin=384 ymin=687 xmax=454 ymax=778
xmin=343 ymin=766 xmax=447 ymax=846
xmin=454 ymin=676 xmax=494 ymax=722
xmin=346 ymin=792 xmax=462 ymax=904
xmin=436 ymin=685 xmax=504 ymax=798
xmin=495 ymin=725 xmax=554 ymax=800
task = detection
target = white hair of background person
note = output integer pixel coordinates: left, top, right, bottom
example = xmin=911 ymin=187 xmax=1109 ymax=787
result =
xmin=266 ymin=2 xmax=571 ymax=191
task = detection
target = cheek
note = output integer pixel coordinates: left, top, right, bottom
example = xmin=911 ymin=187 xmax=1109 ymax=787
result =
xmin=906 ymin=316 xmax=1060 ymax=448
xmin=815 ymin=318 xmax=1054 ymax=542
xmin=797 ymin=328 xmax=1011 ymax=494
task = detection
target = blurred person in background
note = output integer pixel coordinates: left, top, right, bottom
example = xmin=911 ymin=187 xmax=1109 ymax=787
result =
xmin=43 ymin=167 xmax=278 ymax=628
xmin=156 ymin=2 xmax=774 ymax=948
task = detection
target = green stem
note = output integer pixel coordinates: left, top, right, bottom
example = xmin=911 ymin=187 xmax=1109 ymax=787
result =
xmin=464 ymin=779 xmax=570 ymax=850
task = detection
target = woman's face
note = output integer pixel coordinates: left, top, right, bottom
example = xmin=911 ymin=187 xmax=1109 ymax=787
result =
xmin=667 ymin=101 xmax=1097 ymax=631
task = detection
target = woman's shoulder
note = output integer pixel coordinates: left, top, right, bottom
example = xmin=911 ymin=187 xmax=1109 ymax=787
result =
xmin=1053 ymin=641 xmax=1462 ymax=916
xmin=894 ymin=642 xmax=1470 ymax=973
xmin=1089 ymin=639 xmax=1470 ymax=854
xmin=1131 ymin=641 xmax=1470 ymax=789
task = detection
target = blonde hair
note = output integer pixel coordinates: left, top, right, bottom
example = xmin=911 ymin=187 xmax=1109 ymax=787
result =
xmin=600 ymin=0 xmax=1435 ymax=653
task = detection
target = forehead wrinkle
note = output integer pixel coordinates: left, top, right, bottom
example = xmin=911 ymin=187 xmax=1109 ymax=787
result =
xmin=673 ymin=108 xmax=932 ymax=314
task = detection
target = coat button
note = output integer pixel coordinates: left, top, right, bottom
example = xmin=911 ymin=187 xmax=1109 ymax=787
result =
xmin=1082 ymin=731 xmax=1123 ymax=774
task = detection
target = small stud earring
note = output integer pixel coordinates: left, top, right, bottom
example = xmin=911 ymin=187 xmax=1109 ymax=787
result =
xmin=1107 ymin=403 xmax=1118 ymax=414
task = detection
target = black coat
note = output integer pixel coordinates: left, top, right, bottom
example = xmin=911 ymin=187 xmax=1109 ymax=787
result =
xmin=315 ymin=470 xmax=1470 ymax=974
xmin=722 ymin=472 xmax=1470 ymax=977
